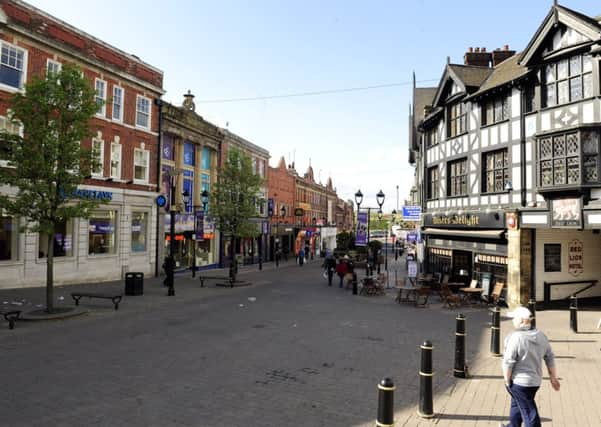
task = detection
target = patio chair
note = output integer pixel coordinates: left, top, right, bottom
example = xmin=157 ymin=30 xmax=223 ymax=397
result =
xmin=489 ymin=281 xmax=505 ymax=306
xmin=441 ymin=282 xmax=462 ymax=309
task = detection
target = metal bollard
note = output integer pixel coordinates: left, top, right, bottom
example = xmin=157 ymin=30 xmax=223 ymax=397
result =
xmin=418 ymin=340 xmax=434 ymax=418
xmin=490 ymin=306 xmax=501 ymax=356
xmin=528 ymin=299 xmax=536 ymax=329
xmin=352 ymin=275 xmax=358 ymax=295
xmin=376 ymin=377 xmax=395 ymax=427
xmin=570 ymin=295 xmax=578 ymax=333
xmin=454 ymin=314 xmax=467 ymax=378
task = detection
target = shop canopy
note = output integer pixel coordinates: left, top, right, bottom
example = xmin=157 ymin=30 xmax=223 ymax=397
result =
xmin=422 ymin=228 xmax=505 ymax=240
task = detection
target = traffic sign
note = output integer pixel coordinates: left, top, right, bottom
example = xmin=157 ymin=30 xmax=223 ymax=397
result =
xmin=402 ymin=206 xmax=421 ymax=221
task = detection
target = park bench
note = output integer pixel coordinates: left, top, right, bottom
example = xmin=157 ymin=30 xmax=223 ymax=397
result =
xmin=1 ymin=308 xmax=21 ymax=329
xmin=71 ymin=292 xmax=122 ymax=310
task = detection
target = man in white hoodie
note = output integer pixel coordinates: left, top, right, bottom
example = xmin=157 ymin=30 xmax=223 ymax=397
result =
xmin=500 ymin=306 xmax=560 ymax=427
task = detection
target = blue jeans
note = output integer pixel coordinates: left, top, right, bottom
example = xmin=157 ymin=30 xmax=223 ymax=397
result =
xmin=506 ymin=383 xmax=541 ymax=427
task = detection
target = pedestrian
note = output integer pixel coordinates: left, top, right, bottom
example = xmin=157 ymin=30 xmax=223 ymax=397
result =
xmin=298 ymin=247 xmax=305 ymax=266
xmin=324 ymin=251 xmax=336 ymax=286
xmin=336 ymin=257 xmax=348 ymax=288
xmin=500 ymin=306 xmax=560 ymax=427
xmin=275 ymin=245 xmax=281 ymax=267
xmin=304 ymin=243 xmax=310 ymax=262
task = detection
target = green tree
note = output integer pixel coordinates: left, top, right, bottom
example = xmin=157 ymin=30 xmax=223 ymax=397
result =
xmin=210 ymin=149 xmax=264 ymax=281
xmin=0 ymin=65 xmax=101 ymax=313
xmin=336 ymin=230 xmax=355 ymax=251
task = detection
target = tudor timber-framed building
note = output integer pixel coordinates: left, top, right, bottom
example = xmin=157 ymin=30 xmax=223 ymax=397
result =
xmin=410 ymin=3 xmax=601 ymax=307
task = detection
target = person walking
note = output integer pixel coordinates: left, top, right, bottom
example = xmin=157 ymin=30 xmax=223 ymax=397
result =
xmin=298 ymin=247 xmax=305 ymax=266
xmin=336 ymin=257 xmax=348 ymax=288
xmin=500 ymin=306 xmax=560 ymax=427
xmin=324 ymin=251 xmax=336 ymax=286
xmin=275 ymin=245 xmax=281 ymax=267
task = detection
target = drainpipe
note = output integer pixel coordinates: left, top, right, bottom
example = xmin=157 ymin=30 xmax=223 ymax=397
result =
xmin=154 ymin=98 xmax=163 ymax=277
xmin=520 ymin=85 xmax=527 ymax=207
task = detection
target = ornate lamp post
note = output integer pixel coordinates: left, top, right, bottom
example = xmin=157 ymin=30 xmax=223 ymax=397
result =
xmin=166 ymin=181 xmax=189 ymax=296
xmin=354 ymin=189 xmax=385 ymax=275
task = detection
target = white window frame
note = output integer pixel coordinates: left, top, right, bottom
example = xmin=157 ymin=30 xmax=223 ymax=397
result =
xmin=95 ymin=78 xmax=107 ymax=117
xmin=133 ymin=148 xmax=150 ymax=183
xmin=91 ymin=138 xmax=104 ymax=177
xmin=112 ymin=86 xmax=124 ymax=122
xmin=136 ymin=95 xmax=151 ymax=130
xmin=0 ymin=41 xmax=27 ymax=92
xmin=110 ymin=142 xmax=122 ymax=179
xmin=46 ymin=59 xmax=61 ymax=77
xmin=0 ymin=114 xmax=23 ymax=167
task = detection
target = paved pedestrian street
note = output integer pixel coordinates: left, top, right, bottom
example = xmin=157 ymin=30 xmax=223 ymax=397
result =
xmin=1 ymin=259 xmax=600 ymax=426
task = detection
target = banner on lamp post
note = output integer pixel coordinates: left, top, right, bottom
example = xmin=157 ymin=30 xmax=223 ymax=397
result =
xmin=195 ymin=211 xmax=204 ymax=241
xmin=356 ymin=212 xmax=368 ymax=246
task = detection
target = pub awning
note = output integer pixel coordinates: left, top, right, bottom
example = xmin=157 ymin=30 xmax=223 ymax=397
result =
xmin=423 ymin=228 xmax=505 ymax=239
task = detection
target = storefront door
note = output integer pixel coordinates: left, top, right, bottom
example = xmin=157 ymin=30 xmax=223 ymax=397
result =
xmin=452 ymin=250 xmax=472 ymax=286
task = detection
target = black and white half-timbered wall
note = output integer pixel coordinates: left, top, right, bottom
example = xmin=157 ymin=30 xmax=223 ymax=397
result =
xmin=409 ymin=3 xmax=601 ymax=307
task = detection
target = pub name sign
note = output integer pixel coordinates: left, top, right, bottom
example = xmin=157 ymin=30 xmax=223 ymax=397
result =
xmin=424 ymin=211 xmax=505 ymax=229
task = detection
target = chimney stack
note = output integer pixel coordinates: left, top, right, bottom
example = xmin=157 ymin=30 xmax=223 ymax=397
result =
xmin=464 ymin=46 xmax=492 ymax=67
xmin=492 ymin=45 xmax=516 ymax=66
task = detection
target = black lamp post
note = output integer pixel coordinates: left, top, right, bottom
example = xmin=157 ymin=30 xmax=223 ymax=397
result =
xmin=311 ymin=217 xmax=316 ymax=260
xmin=392 ymin=209 xmax=397 ymax=261
xmin=166 ymin=179 xmax=188 ymax=296
xmin=354 ymin=189 xmax=385 ymax=276
xmin=191 ymin=190 xmax=209 ymax=278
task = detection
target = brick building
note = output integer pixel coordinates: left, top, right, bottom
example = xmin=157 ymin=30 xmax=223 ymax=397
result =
xmin=0 ymin=0 xmax=163 ymax=288
xmin=267 ymin=156 xmax=296 ymax=259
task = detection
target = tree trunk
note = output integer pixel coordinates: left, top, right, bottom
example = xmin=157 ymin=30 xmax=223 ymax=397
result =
xmin=46 ymin=229 xmax=54 ymax=313
xmin=230 ymin=235 xmax=237 ymax=283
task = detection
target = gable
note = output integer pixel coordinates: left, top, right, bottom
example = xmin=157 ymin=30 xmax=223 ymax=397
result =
xmin=520 ymin=5 xmax=601 ymax=66
xmin=432 ymin=68 xmax=466 ymax=108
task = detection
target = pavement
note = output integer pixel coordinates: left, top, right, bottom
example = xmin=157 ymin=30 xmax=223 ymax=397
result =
xmin=0 ymin=255 xmax=599 ymax=426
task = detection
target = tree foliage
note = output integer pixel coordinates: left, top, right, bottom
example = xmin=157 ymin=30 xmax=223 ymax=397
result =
xmin=210 ymin=148 xmax=264 ymax=240
xmin=0 ymin=64 xmax=101 ymax=312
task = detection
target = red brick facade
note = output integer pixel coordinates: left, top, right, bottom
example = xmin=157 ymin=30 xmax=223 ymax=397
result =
xmin=267 ymin=157 xmax=296 ymax=225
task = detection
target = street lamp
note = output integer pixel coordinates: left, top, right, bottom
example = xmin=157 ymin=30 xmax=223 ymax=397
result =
xmin=355 ymin=189 xmax=385 ymax=276
xmin=166 ymin=174 xmax=188 ymax=296
xmin=392 ymin=209 xmax=398 ymax=261
xmin=190 ymin=190 xmax=209 ymax=279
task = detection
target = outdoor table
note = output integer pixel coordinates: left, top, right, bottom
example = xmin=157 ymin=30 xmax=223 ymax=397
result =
xmin=395 ymin=286 xmax=417 ymax=304
xmin=459 ymin=287 xmax=484 ymax=305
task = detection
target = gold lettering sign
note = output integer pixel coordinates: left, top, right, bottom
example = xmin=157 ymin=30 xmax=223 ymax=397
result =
xmin=432 ymin=215 xmax=480 ymax=227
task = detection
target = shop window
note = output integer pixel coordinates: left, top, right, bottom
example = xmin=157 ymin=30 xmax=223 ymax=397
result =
xmin=482 ymin=149 xmax=509 ymax=193
xmin=544 ymin=243 xmax=561 ymax=272
xmin=0 ymin=215 xmax=17 ymax=261
xmin=131 ymin=212 xmax=148 ymax=253
xmin=447 ymin=158 xmax=467 ymax=197
xmin=38 ymin=219 xmax=73 ymax=258
xmin=88 ymin=211 xmax=117 ymax=255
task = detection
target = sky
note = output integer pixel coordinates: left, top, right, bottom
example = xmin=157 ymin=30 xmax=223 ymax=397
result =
xmin=27 ymin=0 xmax=601 ymax=213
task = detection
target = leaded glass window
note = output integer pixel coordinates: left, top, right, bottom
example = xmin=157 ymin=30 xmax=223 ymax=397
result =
xmin=543 ymin=54 xmax=594 ymax=107
xmin=447 ymin=158 xmax=467 ymax=197
xmin=482 ymin=149 xmax=509 ymax=193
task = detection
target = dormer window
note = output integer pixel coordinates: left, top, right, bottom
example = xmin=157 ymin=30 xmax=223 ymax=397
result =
xmin=481 ymin=94 xmax=508 ymax=126
xmin=448 ymin=103 xmax=466 ymax=138
xmin=543 ymin=54 xmax=593 ymax=108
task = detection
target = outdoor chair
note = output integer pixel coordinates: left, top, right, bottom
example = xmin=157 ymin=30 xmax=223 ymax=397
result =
xmin=441 ymin=283 xmax=462 ymax=309
xmin=489 ymin=281 xmax=505 ymax=306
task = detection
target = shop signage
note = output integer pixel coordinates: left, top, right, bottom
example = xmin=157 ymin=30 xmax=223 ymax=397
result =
xmin=203 ymin=218 xmax=215 ymax=239
xmin=61 ymin=188 xmax=113 ymax=201
xmin=165 ymin=214 xmax=195 ymax=233
xmin=407 ymin=260 xmax=417 ymax=278
xmin=406 ymin=232 xmax=417 ymax=243
xmin=552 ymin=198 xmax=582 ymax=228
xmin=356 ymin=212 xmax=368 ymax=246
xmin=261 ymin=221 xmax=269 ymax=234
xmin=268 ymin=199 xmax=274 ymax=217
xmin=568 ymin=239 xmax=583 ymax=276
xmin=423 ymin=211 xmax=506 ymax=229
xmin=402 ymin=206 xmax=421 ymax=221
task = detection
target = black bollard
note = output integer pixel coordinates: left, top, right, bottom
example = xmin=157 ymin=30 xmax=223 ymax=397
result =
xmin=490 ymin=306 xmax=501 ymax=356
xmin=454 ymin=314 xmax=467 ymax=378
xmin=570 ymin=295 xmax=578 ymax=333
xmin=377 ymin=377 xmax=395 ymax=426
xmin=528 ymin=299 xmax=536 ymax=329
xmin=395 ymin=249 xmax=398 ymax=261
xmin=418 ymin=340 xmax=434 ymax=418
xmin=352 ymin=275 xmax=358 ymax=295
xmin=259 ymin=256 xmax=263 ymax=271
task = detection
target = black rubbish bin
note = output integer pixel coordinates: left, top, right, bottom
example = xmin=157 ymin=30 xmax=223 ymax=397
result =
xmin=125 ymin=272 xmax=144 ymax=296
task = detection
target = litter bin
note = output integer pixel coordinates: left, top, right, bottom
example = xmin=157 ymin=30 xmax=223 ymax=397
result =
xmin=125 ymin=272 xmax=144 ymax=295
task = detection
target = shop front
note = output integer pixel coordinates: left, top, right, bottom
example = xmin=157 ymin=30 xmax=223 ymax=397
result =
xmin=268 ymin=223 xmax=294 ymax=261
xmin=517 ymin=198 xmax=601 ymax=307
xmin=295 ymin=228 xmax=320 ymax=259
xmin=423 ymin=211 xmax=507 ymax=289
xmin=165 ymin=213 xmax=218 ymax=271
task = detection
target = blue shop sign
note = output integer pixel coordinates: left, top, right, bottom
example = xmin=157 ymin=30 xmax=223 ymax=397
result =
xmin=60 ymin=188 xmax=113 ymax=201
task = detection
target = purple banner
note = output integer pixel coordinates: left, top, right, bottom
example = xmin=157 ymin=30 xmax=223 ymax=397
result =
xmin=195 ymin=211 xmax=204 ymax=240
xmin=356 ymin=212 xmax=368 ymax=246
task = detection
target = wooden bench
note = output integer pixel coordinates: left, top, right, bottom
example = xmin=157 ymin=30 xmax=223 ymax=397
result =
xmin=1 ymin=308 xmax=21 ymax=329
xmin=71 ymin=293 xmax=122 ymax=310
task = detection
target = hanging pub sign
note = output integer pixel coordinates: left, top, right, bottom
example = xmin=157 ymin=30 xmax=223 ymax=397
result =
xmin=568 ymin=239 xmax=583 ymax=276
xmin=552 ymin=198 xmax=582 ymax=228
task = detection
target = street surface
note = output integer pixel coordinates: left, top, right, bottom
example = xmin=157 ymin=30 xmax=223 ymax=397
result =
xmin=1 ymin=257 xmax=598 ymax=426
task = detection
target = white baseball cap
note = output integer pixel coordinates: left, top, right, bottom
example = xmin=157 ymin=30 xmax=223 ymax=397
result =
xmin=506 ymin=306 xmax=532 ymax=319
